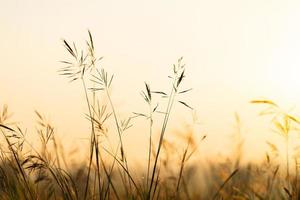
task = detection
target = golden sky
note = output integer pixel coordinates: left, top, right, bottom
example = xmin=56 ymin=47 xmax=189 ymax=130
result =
xmin=1 ymin=0 xmax=300 ymax=161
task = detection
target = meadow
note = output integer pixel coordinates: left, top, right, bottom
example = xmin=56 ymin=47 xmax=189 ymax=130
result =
xmin=0 ymin=31 xmax=299 ymax=200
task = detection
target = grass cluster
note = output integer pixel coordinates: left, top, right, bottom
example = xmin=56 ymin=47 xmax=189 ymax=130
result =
xmin=1 ymin=31 xmax=300 ymax=199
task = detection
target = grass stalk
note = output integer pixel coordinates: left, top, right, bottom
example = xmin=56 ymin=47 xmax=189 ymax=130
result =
xmin=212 ymin=169 xmax=239 ymax=200
xmin=81 ymin=78 xmax=101 ymax=200
xmin=148 ymin=78 xmax=177 ymax=199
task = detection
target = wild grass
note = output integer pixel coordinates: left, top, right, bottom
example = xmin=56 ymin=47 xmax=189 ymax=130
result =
xmin=1 ymin=31 xmax=300 ymax=199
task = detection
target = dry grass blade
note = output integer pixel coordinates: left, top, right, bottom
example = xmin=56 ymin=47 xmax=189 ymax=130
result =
xmin=178 ymin=101 xmax=193 ymax=110
xmin=176 ymin=70 xmax=185 ymax=87
xmin=0 ymin=124 xmax=15 ymax=132
xmin=179 ymin=88 xmax=192 ymax=94
xmin=145 ymin=82 xmax=152 ymax=101
xmin=63 ymin=40 xmax=77 ymax=58
xmin=88 ymin=30 xmax=94 ymax=51
xmin=212 ymin=169 xmax=239 ymax=200
xmin=250 ymin=99 xmax=278 ymax=107
xmin=283 ymin=187 xmax=292 ymax=199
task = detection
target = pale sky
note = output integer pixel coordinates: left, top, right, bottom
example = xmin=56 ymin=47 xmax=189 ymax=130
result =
xmin=1 ymin=0 xmax=300 ymax=162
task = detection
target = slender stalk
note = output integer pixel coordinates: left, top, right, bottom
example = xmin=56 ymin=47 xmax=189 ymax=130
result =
xmin=176 ymin=144 xmax=189 ymax=197
xmin=105 ymin=89 xmax=132 ymax=191
xmin=82 ymin=78 xmax=101 ymax=200
xmin=148 ymin=82 xmax=176 ymax=199
xmin=212 ymin=169 xmax=239 ymax=200
xmin=99 ymin=151 xmax=121 ymax=200
xmin=102 ymin=147 xmax=139 ymax=193
xmin=104 ymin=141 xmax=121 ymax=199
xmin=286 ymin=136 xmax=290 ymax=181
xmin=295 ymin=159 xmax=298 ymax=199
xmin=91 ymin=66 xmax=102 ymax=199
xmin=146 ymin=111 xmax=153 ymax=189
xmin=105 ymin=89 xmax=126 ymax=164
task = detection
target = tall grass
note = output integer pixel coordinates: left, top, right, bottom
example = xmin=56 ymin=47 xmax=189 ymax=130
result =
xmin=1 ymin=31 xmax=300 ymax=199
xmin=251 ymin=100 xmax=300 ymax=181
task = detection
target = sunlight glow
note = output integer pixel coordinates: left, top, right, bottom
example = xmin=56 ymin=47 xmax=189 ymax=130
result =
xmin=268 ymin=62 xmax=300 ymax=104
xmin=267 ymin=11 xmax=300 ymax=106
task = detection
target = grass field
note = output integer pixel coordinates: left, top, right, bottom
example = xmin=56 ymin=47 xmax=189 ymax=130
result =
xmin=0 ymin=32 xmax=299 ymax=200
